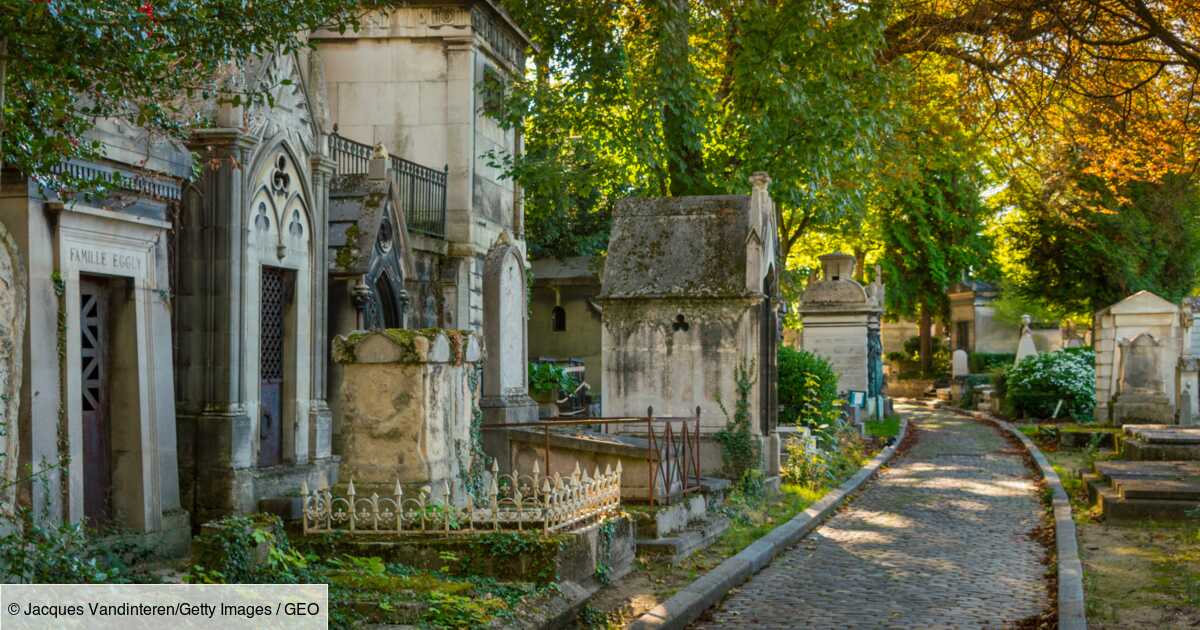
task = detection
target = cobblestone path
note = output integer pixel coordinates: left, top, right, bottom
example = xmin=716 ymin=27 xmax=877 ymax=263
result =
xmin=694 ymin=404 xmax=1048 ymax=629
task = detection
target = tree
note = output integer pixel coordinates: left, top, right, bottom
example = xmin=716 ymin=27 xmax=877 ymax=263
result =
xmin=882 ymin=0 xmax=1200 ymax=187
xmin=875 ymin=58 xmax=994 ymax=373
xmin=0 ymin=0 xmax=386 ymax=187
xmin=495 ymin=0 xmax=896 ymax=262
xmin=999 ymin=171 xmax=1200 ymax=315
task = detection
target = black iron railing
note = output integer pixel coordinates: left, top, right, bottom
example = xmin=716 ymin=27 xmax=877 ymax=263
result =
xmin=328 ymin=131 xmax=448 ymax=238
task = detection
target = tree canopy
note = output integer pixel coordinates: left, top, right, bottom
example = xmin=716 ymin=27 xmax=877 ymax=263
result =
xmin=0 ymin=0 xmax=384 ymax=185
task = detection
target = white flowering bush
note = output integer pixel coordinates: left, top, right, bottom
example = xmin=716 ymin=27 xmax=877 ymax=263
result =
xmin=1006 ymin=349 xmax=1095 ymax=421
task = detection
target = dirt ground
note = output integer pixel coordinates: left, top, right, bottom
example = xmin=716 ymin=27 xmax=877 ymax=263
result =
xmin=1040 ymin=444 xmax=1200 ymax=629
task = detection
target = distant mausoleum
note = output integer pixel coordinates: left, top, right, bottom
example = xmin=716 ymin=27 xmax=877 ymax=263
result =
xmin=1094 ymin=291 xmax=1189 ymax=424
xmin=797 ymin=253 xmax=887 ymax=420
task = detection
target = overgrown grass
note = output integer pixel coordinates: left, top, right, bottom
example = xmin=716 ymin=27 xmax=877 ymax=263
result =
xmin=865 ymin=415 xmax=901 ymax=438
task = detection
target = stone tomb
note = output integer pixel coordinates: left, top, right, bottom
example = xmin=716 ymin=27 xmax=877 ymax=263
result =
xmin=1094 ymin=291 xmax=1186 ymax=424
xmin=599 ymin=174 xmax=781 ymax=477
xmin=797 ymin=253 xmax=887 ymax=419
xmin=331 ymin=329 xmax=483 ymax=501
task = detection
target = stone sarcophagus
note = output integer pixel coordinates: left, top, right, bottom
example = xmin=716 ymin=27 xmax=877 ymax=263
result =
xmin=331 ymin=329 xmax=483 ymax=502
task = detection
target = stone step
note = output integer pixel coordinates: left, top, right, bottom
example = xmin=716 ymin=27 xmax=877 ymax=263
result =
xmin=1094 ymin=460 xmax=1200 ymax=480
xmin=1121 ymin=438 xmax=1200 ymax=461
xmin=1094 ymin=485 xmax=1200 ymax=522
xmin=1115 ymin=478 xmax=1200 ymax=501
xmin=636 ymin=515 xmax=731 ymax=564
xmin=1123 ymin=425 xmax=1200 ymax=444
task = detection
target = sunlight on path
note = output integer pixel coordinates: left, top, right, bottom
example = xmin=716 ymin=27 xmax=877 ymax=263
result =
xmin=693 ymin=404 xmax=1047 ymax=629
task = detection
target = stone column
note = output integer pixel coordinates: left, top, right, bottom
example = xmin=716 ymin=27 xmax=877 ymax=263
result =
xmin=308 ymin=149 xmax=336 ymax=461
xmin=179 ymin=127 xmax=258 ymax=521
xmin=0 ymin=221 xmax=25 ymax=517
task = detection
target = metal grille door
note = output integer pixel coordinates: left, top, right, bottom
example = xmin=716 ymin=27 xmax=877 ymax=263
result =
xmin=259 ymin=267 xmax=290 ymax=467
xmin=79 ymin=276 xmax=112 ymax=523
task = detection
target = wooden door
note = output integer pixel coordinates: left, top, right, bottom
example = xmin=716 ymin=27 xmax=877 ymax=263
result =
xmin=259 ymin=267 xmax=290 ymax=467
xmin=80 ymin=276 xmax=111 ymax=524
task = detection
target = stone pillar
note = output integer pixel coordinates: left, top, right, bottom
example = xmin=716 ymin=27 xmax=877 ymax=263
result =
xmin=0 ymin=221 xmax=25 ymax=516
xmin=309 ymin=150 xmax=336 ymax=461
xmin=331 ymin=329 xmax=483 ymax=503
xmin=178 ymin=128 xmax=258 ymax=520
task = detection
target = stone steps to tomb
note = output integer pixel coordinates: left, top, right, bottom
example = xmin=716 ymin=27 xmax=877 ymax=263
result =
xmin=1118 ymin=424 xmax=1200 ymax=461
xmin=1085 ymin=459 xmax=1200 ymax=522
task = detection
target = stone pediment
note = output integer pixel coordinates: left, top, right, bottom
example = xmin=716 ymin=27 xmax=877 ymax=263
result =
xmin=245 ymin=52 xmax=319 ymax=157
xmin=328 ymin=175 xmax=414 ymax=278
xmin=1099 ymin=290 xmax=1179 ymax=317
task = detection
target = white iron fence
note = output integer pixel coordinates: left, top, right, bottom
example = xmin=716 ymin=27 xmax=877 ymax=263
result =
xmin=301 ymin=461 xmax=621 ymax=536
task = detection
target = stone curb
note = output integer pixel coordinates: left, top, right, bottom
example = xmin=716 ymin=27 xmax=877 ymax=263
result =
xmin=933 ymin=403 xmax=1088 ymax=630
xmin=628 ymin=416 xmax=909 ymax=630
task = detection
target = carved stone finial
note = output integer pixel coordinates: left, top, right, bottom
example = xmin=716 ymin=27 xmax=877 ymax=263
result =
xmin=749 ymin=171 xmax=771 ymax=190
xmin=371 ymin=142 xmax=388 ymax=159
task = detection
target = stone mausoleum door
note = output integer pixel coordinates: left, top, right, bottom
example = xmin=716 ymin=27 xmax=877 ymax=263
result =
xmin=79 ymin=275 xmax=112 ymax=524
xmin=259 ymin=266 xmax=292 ymax=468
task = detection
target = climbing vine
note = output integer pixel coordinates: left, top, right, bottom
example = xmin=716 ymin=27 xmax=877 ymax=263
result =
xmin=593 ymin=519 xmax=617 ymax=585
xmin=457 ymin=368 xmax=492 ymax=501
xmin=51 ymin=271 xmax=69 ymax=515
xmin=714 ymin=360 xmax=760 ymax=484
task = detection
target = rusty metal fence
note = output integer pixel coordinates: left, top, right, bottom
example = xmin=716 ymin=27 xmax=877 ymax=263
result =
xmin=483 ymin=406 xmax=703 ymax=506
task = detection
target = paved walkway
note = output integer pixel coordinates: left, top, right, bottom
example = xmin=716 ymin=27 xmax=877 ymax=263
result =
xmin=695 ymin=404 xmax=1048 ymax=629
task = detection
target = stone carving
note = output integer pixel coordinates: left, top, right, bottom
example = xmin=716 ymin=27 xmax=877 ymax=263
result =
xmin=1113 ymin=333 xmax=1174 ymax=423
xmin=470 ymin=5 xmax=526 ymax=70
xmin=246 ymin=52 xmax=316 ymax=155
xmin=1014 ymin=314 xmax=1037 ymax=366
xmin=1120 ymin=333 xmax=1165 ymax=395
xmin=0 ymin=223 xmax=25 ymax=515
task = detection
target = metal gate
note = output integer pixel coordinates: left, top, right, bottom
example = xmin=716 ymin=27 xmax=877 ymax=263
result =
xmin=80 ymin=276 xmax=112 ymax=523
xmin=259 ymin=267 xmax=291 ymax=467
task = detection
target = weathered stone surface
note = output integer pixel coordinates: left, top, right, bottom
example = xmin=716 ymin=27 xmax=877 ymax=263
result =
xmin=332 ymin=328 xmax=483 ymax=500
xmin=695 ymin=406 xmax=1047 ymax=629
xmin=0 ymin=222 xmax=24 ymax=514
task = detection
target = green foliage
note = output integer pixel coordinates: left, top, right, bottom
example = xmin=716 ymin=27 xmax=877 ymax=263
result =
xmin=778 ymin=348 xmax=840 ymax=428
xmin=892 ymin=335 xmax=951 ymax=379
xmin=864 ymin=415 xmax=901 ymax=439
xmin=781 ymin=419 xmax=869 ymax=489
xmin=968 ymin=352 xmax=1016 ymax=373
xmin=1000 ymin=173 xmax=1200 ymax=314
xmin=0 ymin=510 xmax=152 ymax=583
xmin=493 ymin=0 xmax=896 ymax=260
xmin=714 ymin=361 xmax=760 ymax=481
xmin=1 ymin=0 xmax=386 ymax=186
xmin=1006 ymin=349 xmax=1096 ymax=422
xmin=187 ymin=514 xmax=308 ymax=584
xmin=527 ymin=362 xmax=572 ymax=397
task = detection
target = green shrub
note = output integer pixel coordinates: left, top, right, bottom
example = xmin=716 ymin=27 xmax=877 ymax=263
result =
xmin=893 ymin=335 xmax=951 ymax=379
xmin=0 ymin=512 xmax=151 ymax=583
xmin=527 ymin=362 xmax=572 ymax=397
xmin=188 ymin=514 xmax=308 ymax=584
xmin=1006 ymin=349 xmax=1095 ymax=421
xmin=778 ymin=348 xmax=840 ymax=428
xmin=968 ymin=352 xmax=1015 ymax=373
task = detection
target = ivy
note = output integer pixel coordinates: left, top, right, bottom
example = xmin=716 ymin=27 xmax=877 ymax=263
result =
xmin=714 ymin=361 xmax=760 ymax=484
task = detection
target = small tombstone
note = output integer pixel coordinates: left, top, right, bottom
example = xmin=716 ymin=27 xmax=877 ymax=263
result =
xmin=1120 ymin=333 xmax=1164 ymax=394
xmin=951 ymin=349 xmax=969 ymax=379
xmin=1014 ymin=314 xmax=1037 ymax=366
xmin=1113 ymin=332 xmax=1173 ymax=423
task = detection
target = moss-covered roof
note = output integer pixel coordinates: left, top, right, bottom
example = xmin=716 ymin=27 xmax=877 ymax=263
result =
xmin=599 ymin=195 xmax=752 ymax=299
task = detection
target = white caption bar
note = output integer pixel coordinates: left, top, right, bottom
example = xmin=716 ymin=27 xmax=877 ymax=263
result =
xmin=0 ymin=584 xmax=327 ymax=629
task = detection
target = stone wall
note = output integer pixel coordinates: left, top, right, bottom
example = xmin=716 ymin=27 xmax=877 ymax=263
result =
xmin=0 ymin=222 xmax=24 ymax=515
xmin=332 ymin=329 xmax=483 ymax=500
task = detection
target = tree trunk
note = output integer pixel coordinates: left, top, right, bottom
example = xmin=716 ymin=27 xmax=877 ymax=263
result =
xmin=919 ymin=304 xmax=933 ymax=376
